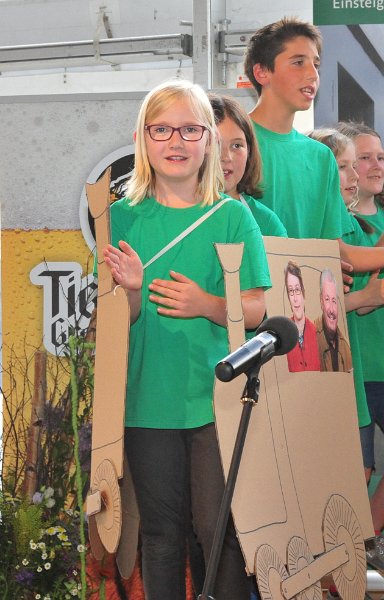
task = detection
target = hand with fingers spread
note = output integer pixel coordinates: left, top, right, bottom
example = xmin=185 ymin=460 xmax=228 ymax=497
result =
xmin=103 ymin=241 xmax=143 ymax=291
xmin=148 ymin=270 xmax=212 ymax=320
xmin=103 ymin=240 xmax=143 ymax=323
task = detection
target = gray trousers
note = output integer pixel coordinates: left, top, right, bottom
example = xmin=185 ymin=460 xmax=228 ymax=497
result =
xmin=124 ymin=423 xmax=251 ymax=600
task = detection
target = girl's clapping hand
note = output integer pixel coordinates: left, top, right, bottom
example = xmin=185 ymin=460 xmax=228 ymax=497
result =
xmin=103 ymin=241 xmax=143 ymax=291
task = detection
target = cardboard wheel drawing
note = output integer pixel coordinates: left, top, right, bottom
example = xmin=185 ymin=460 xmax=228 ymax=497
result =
xmin=323 ymin=494 xmax=366 ymax=600
xmin=287 ymin=537 xmax=322 ymax=600
xmin=92 ymin=459 xmax=122 ymax=554
xmin=255 ymin=544 xmax=289 ymax=600
xmin=88 ymin=513 xmax=106 ymax=561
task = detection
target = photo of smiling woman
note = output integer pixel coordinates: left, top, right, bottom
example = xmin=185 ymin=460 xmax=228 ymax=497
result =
xmin=285 ymin=260 xmax=321 ymax=372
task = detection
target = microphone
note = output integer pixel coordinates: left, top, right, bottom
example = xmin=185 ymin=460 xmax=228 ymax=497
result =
xmin=215 ymin=316 xmax=298 ymax=382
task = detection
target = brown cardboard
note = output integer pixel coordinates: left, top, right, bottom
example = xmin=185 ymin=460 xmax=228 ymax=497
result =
xmin=86 ymin=169 xmax=139 ymax=567
xmin=214 ymin=237 xmax=374 ymax=600
xmin=116 ymin=455 xmax=140 ymax=580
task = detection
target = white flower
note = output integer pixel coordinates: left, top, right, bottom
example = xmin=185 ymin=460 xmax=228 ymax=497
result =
xmin=35 ymin=595 xmax=41 ymax=599
xmin=22 ymin=559 xmax=29 ymax=566
xmin=45 ymin=498 xmax=55 ymax=508
xmin=30 ymin=541 xmax=37 ymax=550
xmin=44 ymin=487 xmax=54 ymax=499
xmin=44 ymin=562 xmax=51 ymax=570
xmin=70 ymin=590 xmax=78 ymax=597
xmin=77 ymin=544 xmax=85 ymax=553
xmin=37 ymin=566 xmax=42 ymax=572
xmin=41 ymin=552 xmax=48 ymax=560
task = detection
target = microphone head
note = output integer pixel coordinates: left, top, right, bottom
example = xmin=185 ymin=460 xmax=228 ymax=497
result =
xmin=256 ymin=315 xmax=298 ymax=356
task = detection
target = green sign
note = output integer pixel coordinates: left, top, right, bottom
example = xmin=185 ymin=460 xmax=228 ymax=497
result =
xmin=314 ymin=0 xmax=384 ymax=24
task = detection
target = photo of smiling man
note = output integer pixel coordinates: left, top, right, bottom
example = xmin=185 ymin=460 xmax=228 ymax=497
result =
xmin=315 ymin=268 xmax=352 ymax=372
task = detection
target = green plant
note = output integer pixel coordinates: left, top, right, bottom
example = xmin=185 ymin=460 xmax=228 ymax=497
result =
xmin=1 ymin=324 xmax=96 ymax=599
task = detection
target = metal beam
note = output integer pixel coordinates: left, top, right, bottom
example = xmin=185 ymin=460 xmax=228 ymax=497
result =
xmin=192 ymin=0 xmax=212 ymax=88
xmin=0 ymin=34 xmax=193 ymax=72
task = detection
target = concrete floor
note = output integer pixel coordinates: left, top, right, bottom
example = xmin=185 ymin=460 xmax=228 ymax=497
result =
xmin=319 ymin=570 xmax=384 ymax=599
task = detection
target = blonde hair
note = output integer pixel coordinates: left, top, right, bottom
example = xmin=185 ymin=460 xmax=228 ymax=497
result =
xmin=308 ymin=127 xmax=359 ymax=211
xmin=127 ymin=79 xmax=223 ymax=206
xmin=307 ymin=127 xmax=351 ymax=159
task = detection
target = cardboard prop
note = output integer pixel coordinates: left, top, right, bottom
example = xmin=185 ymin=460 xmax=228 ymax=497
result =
xmin=85 ymin=186 xmax=373 ymax=595
xmin=85 ymin=169 xmax=139 ymax=576
xmin=214 ymin=237 xmax=374 ymax=600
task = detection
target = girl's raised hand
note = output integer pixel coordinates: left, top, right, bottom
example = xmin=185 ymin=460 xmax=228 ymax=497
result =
xmin=149 ymin=270 xmax=210 ymax=319
xmin=103 ymin=241 xmax=143 ymax=291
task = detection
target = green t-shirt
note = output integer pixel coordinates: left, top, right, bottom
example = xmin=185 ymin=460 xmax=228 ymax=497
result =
xmin=354 ymin=206 xmax=384 ymax=381
xmin=252 ymin=123 xmax=352 ymax=239
xmin=240 ymin=193 xmax=288 ymax=238
xmin=342 ymin=214 xmax=371 ymax=427
xmin=110 ymin=196 xmax=271 ymax=429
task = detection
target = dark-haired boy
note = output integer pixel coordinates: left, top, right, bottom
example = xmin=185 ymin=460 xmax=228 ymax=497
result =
xmin=244 ymin=16 xmax=384 ymax=273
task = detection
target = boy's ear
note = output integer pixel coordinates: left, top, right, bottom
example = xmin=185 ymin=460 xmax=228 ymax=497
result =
xmin=133 ymin=131 xmax=137 ymax=142
xmin=252 ymin=63 xmax=271 ymax=87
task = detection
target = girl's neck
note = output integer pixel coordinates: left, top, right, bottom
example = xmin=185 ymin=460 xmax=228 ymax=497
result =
xmin=154 ymin=179 xmax=200 ymax=208
xmin=227 ymin=188 xmax=240 ymax=200
xmin=357 ymin=194 xmax=377 ymax=216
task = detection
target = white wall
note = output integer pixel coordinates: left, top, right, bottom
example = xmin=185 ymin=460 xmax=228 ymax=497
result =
xmin=315 ymin=25 xmax=384 ymax=137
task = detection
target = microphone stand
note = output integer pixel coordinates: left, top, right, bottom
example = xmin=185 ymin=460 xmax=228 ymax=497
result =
xmin=198 ymin=365 xmax=261 ymax=600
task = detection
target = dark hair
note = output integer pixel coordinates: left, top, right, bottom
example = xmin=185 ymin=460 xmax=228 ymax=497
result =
xmin=336 ymin=120 xmax=384 ymax=212
xmin=244 ymin=17 xmax=322 ymax=95
xmin=284 ymin=260 xmax=305 ymax=298
xmin=208 ymin=93 xmax=262 ymax=197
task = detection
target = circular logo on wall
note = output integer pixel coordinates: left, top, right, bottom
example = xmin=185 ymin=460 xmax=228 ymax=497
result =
xmin=79 ymin=144 xmax=135 ymax=251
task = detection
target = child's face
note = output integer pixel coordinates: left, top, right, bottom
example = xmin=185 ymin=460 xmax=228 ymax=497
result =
xmin=144 ymin=98 xmax=210 ymax=189
xmin=353 ymin=134 xmax=384 ymax=200
xmin=336 ymin=144 xmax=358 ymax=207
xmin=256 ymin=36 xmax=320 ymax=113
xmin=218 ymin=117 xmax=248 ymax=198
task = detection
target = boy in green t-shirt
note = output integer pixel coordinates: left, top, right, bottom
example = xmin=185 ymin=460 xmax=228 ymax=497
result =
xmin=244 ymin=16 xmax=384 ymax=275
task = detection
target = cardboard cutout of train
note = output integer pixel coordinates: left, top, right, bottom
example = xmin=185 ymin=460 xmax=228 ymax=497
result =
xmin=86 ymin=171 xmax=374 ymax=600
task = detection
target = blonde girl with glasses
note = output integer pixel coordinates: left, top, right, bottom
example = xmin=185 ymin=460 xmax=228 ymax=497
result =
xmin=102 ymin=79 xmax=271 ymax=600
